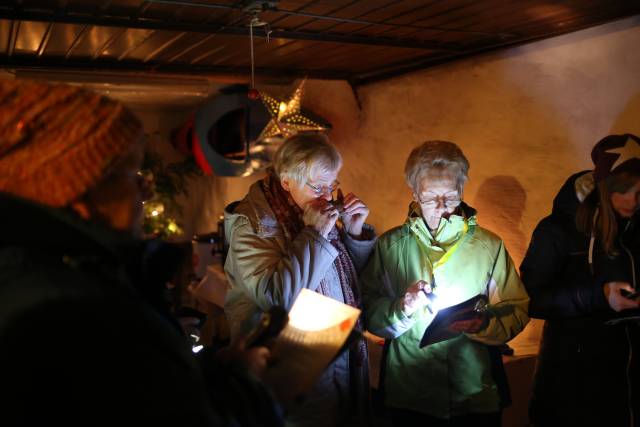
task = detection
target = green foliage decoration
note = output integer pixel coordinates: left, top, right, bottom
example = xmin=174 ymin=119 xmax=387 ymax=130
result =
xmin=140 ymin=149 xmax=202 ymax=238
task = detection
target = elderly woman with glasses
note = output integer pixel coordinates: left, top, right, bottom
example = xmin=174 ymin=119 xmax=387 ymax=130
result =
xmin=361 ymin=140 xmax=529 ymax=426
xmin=223 ymin=133 xmax=376 ymax=427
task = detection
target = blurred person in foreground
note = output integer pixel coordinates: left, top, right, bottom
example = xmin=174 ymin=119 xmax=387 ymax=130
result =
xmin=0 ymin=79 xmax=280 ymax=427
xmin=223 ymin=133 xmax=376 ymax=426
xmin=361 ymin=140 xmax=529 ymax=426
xmin=521 ymin=134 xmax=640 ymax=426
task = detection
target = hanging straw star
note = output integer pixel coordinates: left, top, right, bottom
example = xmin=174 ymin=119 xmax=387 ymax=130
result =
xmin=258 ymin=79 xmax=331 ymax=141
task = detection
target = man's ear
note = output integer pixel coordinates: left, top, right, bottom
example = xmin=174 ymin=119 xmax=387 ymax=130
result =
xmin=280 ymin=177 xmax=291 ymax=192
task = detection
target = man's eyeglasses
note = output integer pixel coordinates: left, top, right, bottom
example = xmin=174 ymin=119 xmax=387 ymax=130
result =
xmin=305 ymin=180 xmax=340 ymax=196
xmin=417 ymin=193 xmax=461 ymax=208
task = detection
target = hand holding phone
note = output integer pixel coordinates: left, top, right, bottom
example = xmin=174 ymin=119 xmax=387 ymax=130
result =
xmin=620 ymin=289 xmax=640 ymax=300
xmin=605 ymin=282 xmax=639 ymax=312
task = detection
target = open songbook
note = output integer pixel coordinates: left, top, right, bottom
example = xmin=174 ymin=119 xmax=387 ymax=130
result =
xmin=419 ymin=293 xmax=488 ymax=348
xmin=261 ymin=289 xmax=361 ymax=404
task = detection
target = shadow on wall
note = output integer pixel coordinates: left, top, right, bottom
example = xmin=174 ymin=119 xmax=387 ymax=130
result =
xmin=472 ymin=176 xmax=539 ymax=427
xmin=473 ymin=175 xmax=527 ymax=265
xmin=473 ymin=175 xmax=542 ymax=365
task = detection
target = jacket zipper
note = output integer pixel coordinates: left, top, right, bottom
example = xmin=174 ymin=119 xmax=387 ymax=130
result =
xmin=620 ymin=228 xmax=635 ymax=427
xmin=621 ymin=221 xmax=635 ymax=289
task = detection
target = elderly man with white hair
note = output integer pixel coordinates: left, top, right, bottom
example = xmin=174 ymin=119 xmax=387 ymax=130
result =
xmin=361 ymin=140 xmax=529 ymax=426
xmin=223 ymin=133 xmax=376 ymax=427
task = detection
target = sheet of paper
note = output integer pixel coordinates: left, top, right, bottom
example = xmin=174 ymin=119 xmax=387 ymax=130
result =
xmin=189 ymin=263 xmax=228 ymax=307
xmin=262 ymin=289 xmax=361 ymax=404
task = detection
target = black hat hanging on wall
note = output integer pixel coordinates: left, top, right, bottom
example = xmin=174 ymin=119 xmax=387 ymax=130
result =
xmin=189 ymin=6 xmax=331 ymax=177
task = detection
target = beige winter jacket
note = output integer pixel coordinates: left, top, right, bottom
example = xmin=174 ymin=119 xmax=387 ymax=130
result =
xmin=223 ymin=181 xmax=376 ymax=427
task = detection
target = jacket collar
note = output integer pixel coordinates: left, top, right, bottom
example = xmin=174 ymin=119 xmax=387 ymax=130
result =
xmin=224 ymin=181 xmax=283 ymax=237
xmin=552 ymin=171 xmax=639 ymax=229
xmin=406 ymin=201 xmax=477 ymax=246
xmin=552 ymin=171 xmax=592 ymax=221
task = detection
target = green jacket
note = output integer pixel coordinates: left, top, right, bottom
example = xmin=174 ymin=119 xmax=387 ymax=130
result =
xmin=361 ymin=203 xmax=529 ymax=419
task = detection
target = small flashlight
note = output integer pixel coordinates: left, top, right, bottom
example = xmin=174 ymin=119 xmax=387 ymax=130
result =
xmin=421 ymin=287 xmax=438 ymax=314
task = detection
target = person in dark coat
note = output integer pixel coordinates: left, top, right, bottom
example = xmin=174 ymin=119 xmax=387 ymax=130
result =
xmin=0 ymin=79 xmax=281 ymax=427
xmin=520 ymin=133 xmax=640 ymax=426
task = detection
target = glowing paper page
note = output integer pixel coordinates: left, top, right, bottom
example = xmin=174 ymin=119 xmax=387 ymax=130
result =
xmin=262 ymin=289 xmax=361 ymax=404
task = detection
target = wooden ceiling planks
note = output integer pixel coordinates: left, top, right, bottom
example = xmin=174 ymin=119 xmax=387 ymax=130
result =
xmin=0 ymin=0 xmax=638 ymax=84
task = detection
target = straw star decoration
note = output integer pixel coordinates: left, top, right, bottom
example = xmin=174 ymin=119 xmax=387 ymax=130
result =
xmin=258 ymin=79 xmax=330 ymax=140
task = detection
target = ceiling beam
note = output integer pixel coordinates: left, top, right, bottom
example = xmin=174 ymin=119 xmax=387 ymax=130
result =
xmin=0 ymin=55 xmax=350 ymax=81
xmin=0 ymin=7 xmax=461 ymax=52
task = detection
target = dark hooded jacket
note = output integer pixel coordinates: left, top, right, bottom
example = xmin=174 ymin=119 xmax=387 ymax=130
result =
xmin=520 ymin=171 xmax=640 ymax=426
xmin=0 ymin=194 xmax=282 ymax=427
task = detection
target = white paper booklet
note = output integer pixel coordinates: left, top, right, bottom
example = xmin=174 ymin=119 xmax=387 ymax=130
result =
xmin=262 ymin=288 xmax=361 ymax=404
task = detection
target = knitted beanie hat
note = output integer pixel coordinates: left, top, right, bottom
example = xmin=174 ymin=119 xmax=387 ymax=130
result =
xmin=591 ymin=133 xmax=640 ymax=182
xmin=0 ymin=79 xmax=143 ymax=207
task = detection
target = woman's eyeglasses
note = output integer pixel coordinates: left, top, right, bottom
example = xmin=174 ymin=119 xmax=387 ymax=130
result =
xmin=305 ymin=180 xmax=340 ymax=196
xmin=417 ymin=194 xmax=461 ymax=208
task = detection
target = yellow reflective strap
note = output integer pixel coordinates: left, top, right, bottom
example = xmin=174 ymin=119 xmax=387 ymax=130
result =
xmin=432 ymin=221 xmax=469 ymax=271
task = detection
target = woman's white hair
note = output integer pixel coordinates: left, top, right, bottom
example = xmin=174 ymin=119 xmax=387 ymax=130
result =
xmin=404 ymin=140 xmax=469 ymax=194
xmin=273 ymin=133 xmax=342 ymax=185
